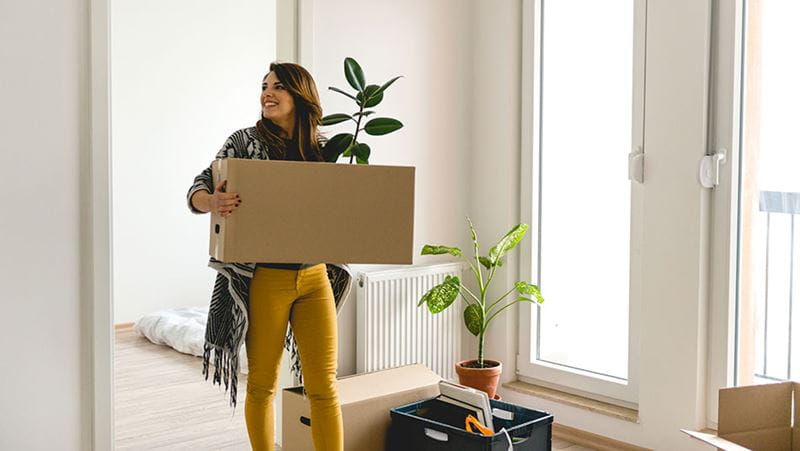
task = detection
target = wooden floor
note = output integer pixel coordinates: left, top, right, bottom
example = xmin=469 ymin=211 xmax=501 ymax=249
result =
xmin=114 ymin=325 xmax=262 ymax=450
xmin=115 ymin=325 xmax=588 ymax=450
xmin=552 ymin=438 xmax=595 ymax=450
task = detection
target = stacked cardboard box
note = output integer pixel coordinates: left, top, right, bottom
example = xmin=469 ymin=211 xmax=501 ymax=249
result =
xmin=684 ymin=381 xmax=800 ymax=450
xmin=281 ymin=364 xmax=441 ymax=451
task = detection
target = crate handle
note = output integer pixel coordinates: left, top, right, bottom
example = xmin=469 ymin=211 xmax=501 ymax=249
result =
xmin=424 ymin=428 xmax=449 ymax=442
xmin=492 ymin=408 xmax=514 ymax=421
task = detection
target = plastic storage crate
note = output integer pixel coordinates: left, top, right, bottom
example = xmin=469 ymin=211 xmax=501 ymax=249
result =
xmin=387 ymin=396 xmax=553 ymax=451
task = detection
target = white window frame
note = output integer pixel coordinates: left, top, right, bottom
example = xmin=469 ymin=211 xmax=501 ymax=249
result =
xmin=517 ymin=0 xmax=646 ymax=406
xmin=707 ymin=0 xmax=746 ymax=428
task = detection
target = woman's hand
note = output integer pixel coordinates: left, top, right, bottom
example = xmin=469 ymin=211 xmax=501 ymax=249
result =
xmin=191 ymin=180 xmax=241 ymax=216
xmin=210 ymin=180 xmax=241 ymax=217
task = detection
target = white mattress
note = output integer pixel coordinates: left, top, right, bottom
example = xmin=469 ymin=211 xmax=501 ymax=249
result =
xmin=133 ymin=306 xmax=249 ymax=374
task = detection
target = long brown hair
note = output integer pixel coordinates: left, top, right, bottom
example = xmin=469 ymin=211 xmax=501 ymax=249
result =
xmin=255 ymin=62 xmax=324 ymax=161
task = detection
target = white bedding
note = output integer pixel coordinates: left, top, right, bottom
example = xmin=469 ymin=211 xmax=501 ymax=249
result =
xmin=133 ymin=306 xmax=249 ymax=374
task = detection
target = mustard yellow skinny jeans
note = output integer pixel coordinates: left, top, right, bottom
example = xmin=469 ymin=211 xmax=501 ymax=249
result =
xmin=244 ymin=263 xmax=343 ymax=451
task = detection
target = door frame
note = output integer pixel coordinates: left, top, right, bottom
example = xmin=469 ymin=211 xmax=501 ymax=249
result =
xmin=85 ymin=1 xmax=311 ymax=448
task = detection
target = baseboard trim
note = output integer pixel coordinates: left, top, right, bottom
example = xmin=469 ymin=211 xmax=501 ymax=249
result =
xmin=114 ymin=322 xmax=135 ymax=331
xmin=553 ymin=423 xmax=651 ymax=451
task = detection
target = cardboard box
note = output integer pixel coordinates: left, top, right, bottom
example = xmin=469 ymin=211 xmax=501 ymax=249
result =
xmin=281 ymin=364 xmax=441 ymax=451
xmin=209 ymin=158 xmax=415 ymax=264
xmin=683 ymin=381 xmax=800 ymax=450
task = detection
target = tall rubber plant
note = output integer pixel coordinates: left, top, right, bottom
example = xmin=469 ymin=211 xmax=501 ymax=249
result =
xmin=320 ymin=57 xmax=403 ymax=164
xmin=418 ymin=217 xmax=545 ymax=368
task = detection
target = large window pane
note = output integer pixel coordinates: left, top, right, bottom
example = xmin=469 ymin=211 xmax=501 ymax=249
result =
xmin=537 ymin=0 xmax=633 ymax=380
xmin=737 ymin=0 xmax=800 ymax=385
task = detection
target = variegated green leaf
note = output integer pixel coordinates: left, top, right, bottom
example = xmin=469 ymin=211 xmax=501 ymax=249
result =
xmin=464 ymin=304 xmax=483 ymax=336
xmin=418 ymin=275 xmax=461 ymax=313
xmin=515 ymin=281 xmax=544 ymax=304
xmin=421 ymin=245 xmax=462 ymax=257
xmin=488 ymin=223 xmax=529 ymax=264
xmin=478 ymin=256 xmax=505 ymax=270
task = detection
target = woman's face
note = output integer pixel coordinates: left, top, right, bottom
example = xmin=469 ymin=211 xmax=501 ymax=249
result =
xmin=261 ymin=71 xmax=295 ymax=125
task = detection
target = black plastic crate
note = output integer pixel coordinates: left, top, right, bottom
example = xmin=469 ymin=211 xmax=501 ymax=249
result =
xmin=387 ymin=396 xmax=553 ymax=451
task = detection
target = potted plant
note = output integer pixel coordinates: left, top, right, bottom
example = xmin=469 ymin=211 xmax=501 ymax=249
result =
xmin=320 ymin=57 xmax=403 ymax=164
xmin=418 ymin=217 xmax=544 ymax=399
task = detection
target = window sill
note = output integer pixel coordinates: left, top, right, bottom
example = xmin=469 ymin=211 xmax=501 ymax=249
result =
xmin=502 ymin=380 xmax=640 ymax=423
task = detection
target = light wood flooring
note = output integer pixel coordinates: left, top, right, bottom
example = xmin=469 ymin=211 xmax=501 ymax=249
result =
xmin=115 ymin=325 xmax=588 ymax=450
xmin=115 ymin=325 xmax=259 ymax=450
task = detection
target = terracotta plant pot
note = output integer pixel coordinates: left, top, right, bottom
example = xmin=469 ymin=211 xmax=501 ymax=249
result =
xmin=454 ymin=359 xmax=503 ymax=400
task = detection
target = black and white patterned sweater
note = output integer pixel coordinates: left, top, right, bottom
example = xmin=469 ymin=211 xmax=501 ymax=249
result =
xmin=186 ymin=126 xmax=353 ymax=410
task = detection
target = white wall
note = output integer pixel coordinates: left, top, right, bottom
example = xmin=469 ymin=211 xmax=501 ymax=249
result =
xmin=465 ymin=0 xmax=524 ymax=378
xmin=0 ymin=1 xmax=87 ymax=450
xmin=311 ymin=0 xmax=474 ymax=376
xmin=111 ymin=0 xmax=276 ymax=324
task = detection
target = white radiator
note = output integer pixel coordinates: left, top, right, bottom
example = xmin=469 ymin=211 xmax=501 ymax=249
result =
xmin=356 ymin=262 xmax=465 ymax=381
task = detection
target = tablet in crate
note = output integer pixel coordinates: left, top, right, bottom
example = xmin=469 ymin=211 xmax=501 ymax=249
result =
xmin=388 ymin=396 xmax=553 ymax=451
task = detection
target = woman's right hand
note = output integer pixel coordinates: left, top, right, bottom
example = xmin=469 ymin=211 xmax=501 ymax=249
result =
xmin=209 ymin=180 xmax=241 ymax=217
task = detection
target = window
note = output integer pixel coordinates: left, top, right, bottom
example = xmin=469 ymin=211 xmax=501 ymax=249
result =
xmin=518 ymin=0 xmax=643 ymax=404
xmin=705 ymin=0 xmax=800 ymax=426
xmin=734 ymin=1 xmax=800 ymax=385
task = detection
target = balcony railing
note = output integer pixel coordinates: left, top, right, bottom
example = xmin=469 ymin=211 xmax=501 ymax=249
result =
xmin=755 ymin=191 xmax=800 ymax=381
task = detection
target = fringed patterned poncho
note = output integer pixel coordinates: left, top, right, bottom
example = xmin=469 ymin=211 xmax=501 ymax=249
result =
xmin=186 ymin=126 xmax=353 ymax=410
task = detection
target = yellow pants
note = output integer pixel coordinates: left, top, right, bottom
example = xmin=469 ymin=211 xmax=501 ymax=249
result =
xmin=244 ymin=263 xmax=343 ymax=451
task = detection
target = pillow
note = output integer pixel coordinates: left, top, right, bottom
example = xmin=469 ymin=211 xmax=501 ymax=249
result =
xmin=133 ymin=306 xmax=249 ymax=374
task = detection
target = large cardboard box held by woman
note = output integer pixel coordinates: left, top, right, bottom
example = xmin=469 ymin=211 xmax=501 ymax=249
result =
xmin=209 ymin=158 xmax=415 ymax=264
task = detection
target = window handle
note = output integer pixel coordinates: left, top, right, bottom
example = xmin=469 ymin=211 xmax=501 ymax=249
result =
xmin=628 ymin=145 xmax=644 ymax=183
xmin=699 ymin=148 xmax=727 ymax=188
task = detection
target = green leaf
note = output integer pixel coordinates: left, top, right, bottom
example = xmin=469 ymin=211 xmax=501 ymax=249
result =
xmin=353 ymin=110 xmax=376 ymax=118
xmin=421 ymin=245 xmax=462 ymax=257
xmin=478 ymin=256 xmax=505 ymax=270
xmin=515 ymin=282 xmax=544 ymax=304
xmin=321 ymin=133 xmax=353 ymax=162
xmin=488 ymin=223 xmax=529 ymax=264
xmin=328 ymin=86 xmax=357 ymax=101
xmin=342 ymin=141 xmax=357 ymax=157
xmin=357 ymin=85 xmax=384 ymax=108
xmin=353 ymin=143 xmax=371 ymax=164
xmin=344 ymin=57 xmax=365 ymax=92
xmin=466 ymin=216 xmax=479 ymax=249
xmin=320 ymin=113 xmax=353 ymax=126
xmin=364 ymin=118 xmax=403 ymax=136
xmin=418 ymin=275 xmax=461 ymax=313
xmin=518 ymin=296 xmax=543 ymax=305
xmin=372 ymin=76 xmax=403 ymax=98
xmin=464 ymin=304 xmax=483 ymax=336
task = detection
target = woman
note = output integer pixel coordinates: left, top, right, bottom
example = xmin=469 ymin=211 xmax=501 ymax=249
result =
xmin=186 ymin=62 xmax=351 ymax=451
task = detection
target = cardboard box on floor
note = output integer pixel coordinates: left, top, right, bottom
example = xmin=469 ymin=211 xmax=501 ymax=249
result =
xmin=210 ymin=158 xmax=415 ymax=264
xmin=683 ymin=381 xmax=800 ymax=450
xmin=281 ymin=364 xmax=441 ymax=451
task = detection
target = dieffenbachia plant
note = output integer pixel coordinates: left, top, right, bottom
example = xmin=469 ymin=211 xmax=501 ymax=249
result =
xmin=320 ymin=57 xmax=403 ymax=164
xmin=418 ymin=217 xmax=544 ymax=368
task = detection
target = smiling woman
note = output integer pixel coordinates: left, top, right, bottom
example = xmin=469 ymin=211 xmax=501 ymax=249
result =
xmin=185 ymin=61 xmax=349 ymax=451
xmin=254 ymin=63 xmax=326 ymax=162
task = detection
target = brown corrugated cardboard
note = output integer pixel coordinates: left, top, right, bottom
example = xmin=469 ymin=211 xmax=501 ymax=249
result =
xmin=682 ymin=381 xmax=800 ymax=450
xmin=281 ymin=364 xmax=441 ymax=451
xmin=209 ymin=158 xmax=415 ymax=264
